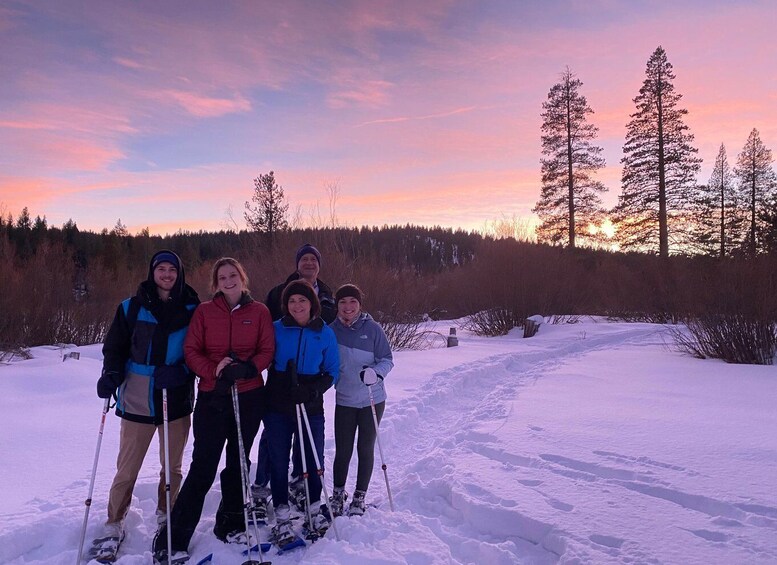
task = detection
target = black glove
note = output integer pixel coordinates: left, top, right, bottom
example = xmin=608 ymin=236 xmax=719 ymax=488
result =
xmin=221 ymin=360 xmax=258 ymax=382
xmin=291 ymin=385 xmax=317 ymax=405
xmin=153 ymin=365 xmax=188 ymax=390
xmin=359 ymin=367 xmax=383 ymax=386
xmin=97 ymin=369 xmax=123 ymax=399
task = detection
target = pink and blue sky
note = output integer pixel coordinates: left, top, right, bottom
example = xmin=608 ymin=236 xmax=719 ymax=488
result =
xmin=1 ymin=0 xmax=775 ymax=234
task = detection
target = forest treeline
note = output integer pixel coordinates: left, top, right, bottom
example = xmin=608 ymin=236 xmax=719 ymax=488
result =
xmin=1 ymin=212 xmax=775 ymax=363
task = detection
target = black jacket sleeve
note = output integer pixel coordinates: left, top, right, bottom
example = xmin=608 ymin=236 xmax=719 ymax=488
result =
xmin=102 ymin=302 xmax=132 ymax=376
xmin=265 ymin=285 xmax=284 ymax=322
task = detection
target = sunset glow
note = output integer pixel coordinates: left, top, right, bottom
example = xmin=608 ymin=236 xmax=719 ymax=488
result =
xmin=1 ymin=0 xmax=775 ymax=235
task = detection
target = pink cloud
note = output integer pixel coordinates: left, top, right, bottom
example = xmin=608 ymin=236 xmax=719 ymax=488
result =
xmin=327 ymin=80 xmax=395 ymax=109
xmin=161 ymin=90 xmax=252 ymax=118
xmin=112 ymin=56 xmax=147 ymax=70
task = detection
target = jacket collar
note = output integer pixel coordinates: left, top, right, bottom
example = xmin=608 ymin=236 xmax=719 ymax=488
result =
xmin=280 ymin=314 xmax=325 ymax=331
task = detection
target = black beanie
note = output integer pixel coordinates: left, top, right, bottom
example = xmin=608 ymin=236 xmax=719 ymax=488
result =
xmin=282 ymin=279 xmax=321 ymax=318
xmin=335 ymin=284 xmax=363 ymax=305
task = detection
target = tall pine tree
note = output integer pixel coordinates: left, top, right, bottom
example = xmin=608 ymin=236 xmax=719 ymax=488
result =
xmin=534 ymin=68 xmax=606 ymax=248
xmin=613 ymin=46 xmax=701 ymax=257
xmin=690 ymin=144 xmax=743 ymax=256
xmin=733 ymin=128 xmax=777 ymax=255
xmin=244 ymin=170 xmax=290 ymax=245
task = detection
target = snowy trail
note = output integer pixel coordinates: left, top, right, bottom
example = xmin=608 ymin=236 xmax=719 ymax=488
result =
xmin=375 ymin=326 xmax=658 ymax=564
xmin=2 ymin=320 xmax=776 ymax=564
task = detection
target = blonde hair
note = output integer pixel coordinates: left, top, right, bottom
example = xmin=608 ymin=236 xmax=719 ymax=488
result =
xmin=210 ymin=257 xmax=249 ymax=293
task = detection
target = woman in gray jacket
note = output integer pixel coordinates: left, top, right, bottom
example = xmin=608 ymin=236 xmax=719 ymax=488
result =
xmin=329 ymin=284 xmax=394 ymax=516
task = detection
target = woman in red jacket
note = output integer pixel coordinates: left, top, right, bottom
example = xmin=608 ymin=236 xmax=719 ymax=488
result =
xmin=153 ymin=258 xmax=274 ymax=564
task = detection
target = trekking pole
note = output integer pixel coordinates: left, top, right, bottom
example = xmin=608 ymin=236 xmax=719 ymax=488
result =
xmin=76 ymin=397 xmax=111 ymax=564
xmin=365 ymin=369 xmax=394 ymax=511
xmin=293 ymin=404 xmax=315 ymax=535
xmin=230 ymin=384 xmax=271 ymax=565
xmin=298 ymin=403 xmax=340 ymax=540
xmin=162 ymin=388 xmax=173 ymax=564
xmin=287 ymin=361 xmax=316 ymax=539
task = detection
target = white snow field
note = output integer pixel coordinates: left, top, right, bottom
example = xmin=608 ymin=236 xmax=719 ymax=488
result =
xmin=0 ymin=319 xmax=775 ymax=564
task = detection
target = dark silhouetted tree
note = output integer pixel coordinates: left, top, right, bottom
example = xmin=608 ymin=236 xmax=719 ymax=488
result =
xmin=690 ymin=144 xmax=743 ymax=256
xmin=244 ymin=170 xmax=289 ymax=245
xmin=613 ymin=46 xmax=701 ymax=257
xmin=734 ymin=128 xmax=777 ymax=255
xmin=534 ymin=68 xmax=606 ymax=248
xmin=16 ymin=207 xmax=31 ymax=230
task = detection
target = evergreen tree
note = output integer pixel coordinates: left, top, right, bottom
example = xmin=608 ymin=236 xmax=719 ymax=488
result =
xmin=111 ymin=218 xmax=129 ymax=237
xmin=534 ymin=68 xmax=606 ymax=247
xmin=613 ymin=46 xmax=701 ymax=257
xmin=690 ymin=144 xmax=743 ymax=256
xmin=16 ymin=207 xmax=31 ymax=230
xmin=733 ymin=128 xmax=777 ymax=255
xmin=244 ymin=170 xmax=289 ymax=245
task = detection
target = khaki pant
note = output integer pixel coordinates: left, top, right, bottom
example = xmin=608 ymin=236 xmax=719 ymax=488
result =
xmin=107 ymin=416 xmax=191 ymax=524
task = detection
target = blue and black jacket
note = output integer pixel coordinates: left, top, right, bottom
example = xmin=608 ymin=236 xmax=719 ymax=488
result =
xmin=101 ymin=252 xmax=200 ymax=425
xmin=265 ymin=315 xmax=339 ymax=416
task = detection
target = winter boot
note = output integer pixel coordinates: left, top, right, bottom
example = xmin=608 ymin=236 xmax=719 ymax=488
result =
xmin=213 ymin=502 xmax=244 ymax=542
xmin=328 ymin=487 xmax=348 ymax=517
xmin=289 ymin=475 xmax=306 ymax=512
xmin=251 ymin=483 xmax=271 ymax=522
xmin=302 ymin=502 xmax=330 ymax=539
xmin=88 ymin=522 xmax=125 ymax=563
xmin=151 ymin=527 xmax=189 ymax=565
xmin=270 ymin=505 xmax=299 ymax=549
xmin=348 ymin=489 xmax=367 ymax=516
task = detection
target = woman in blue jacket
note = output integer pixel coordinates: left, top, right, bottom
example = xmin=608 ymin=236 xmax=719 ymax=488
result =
xmin=264 ymin=279 xmax=339 ymax=544
xmin=329 ymin=284 xmax=393 ymax=517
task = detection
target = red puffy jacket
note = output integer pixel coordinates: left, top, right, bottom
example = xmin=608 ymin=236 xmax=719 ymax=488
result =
xmin=184 ymin=292 xmax=274 ymax=393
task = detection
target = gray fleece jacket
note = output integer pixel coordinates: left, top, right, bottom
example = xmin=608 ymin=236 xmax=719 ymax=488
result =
xmin=330 ymin=312 xmax=394 ymax=408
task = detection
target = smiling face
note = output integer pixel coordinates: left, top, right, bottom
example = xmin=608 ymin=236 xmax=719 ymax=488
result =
xmin=153 ymin=262 xmax=178 ymax=295
xmin=287 ymin=294 xmax=312 ymax=326
xmin=216 ymin=264 xmax=244 ymax=303
xmin=296 ymin=253 xmax=320 ymax=282
xmin=337 ymin=296 xmax=361 ymax=325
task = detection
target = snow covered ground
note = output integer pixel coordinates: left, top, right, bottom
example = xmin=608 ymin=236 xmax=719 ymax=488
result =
xmin=1 ymin=319 xmax=776 ymax=564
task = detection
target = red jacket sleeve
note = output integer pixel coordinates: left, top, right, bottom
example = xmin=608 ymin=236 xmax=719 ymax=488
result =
xmin=184 ymin=306 xmax=218 ymax=388
xmin=250 ymin=304 xmax=275 ymax=376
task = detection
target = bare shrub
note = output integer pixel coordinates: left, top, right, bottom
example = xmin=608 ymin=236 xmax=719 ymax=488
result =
xmin=547 ymin=314 xmax=581 ymax=324
xmin=373 ymin=311 xmax=445 ymax=351
xmin=0 ymin=347 xmax=32 ymax=363
xmin=463 ymin=308 xmax=526 ymax=337
xmin=671 ymin=315 xmax=776 ymax=365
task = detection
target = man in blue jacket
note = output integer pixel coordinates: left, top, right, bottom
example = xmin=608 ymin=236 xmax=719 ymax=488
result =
xmin=90 ymin=250 xmax=199 ymax=562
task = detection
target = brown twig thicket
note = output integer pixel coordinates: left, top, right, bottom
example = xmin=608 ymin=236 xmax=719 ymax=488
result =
xmin=1 ymin=221 xmax=775 ymax=363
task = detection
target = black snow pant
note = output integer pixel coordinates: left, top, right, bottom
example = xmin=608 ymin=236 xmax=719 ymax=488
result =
xmin=160 ymin=387 xmax=263 ymax=552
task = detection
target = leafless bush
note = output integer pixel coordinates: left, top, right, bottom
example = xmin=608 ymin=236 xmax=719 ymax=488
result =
xmin=671 ymin=315 xmax=776 ymax=365
xmin=606 ymin=311 xmax=686 ymax=324
xmin=371 ymin=310 xmax=445 ymax=351
xmin=463 ymin=308 xmax=526 ymax=337
xmin=0 ymin=347 xmax=32 ymax=363
xmin=547 ymin=314 xmax=581 ymax=324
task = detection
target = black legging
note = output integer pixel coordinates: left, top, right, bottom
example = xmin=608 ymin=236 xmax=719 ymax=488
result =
xmin=333 ymin=402 xmax=385 ymax=492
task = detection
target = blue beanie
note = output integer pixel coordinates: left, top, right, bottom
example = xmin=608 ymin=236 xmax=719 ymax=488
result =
xmin=295 ymin=243 xmax=321 ymax=266
xmin=151 ymin=251 xmax=180 ymax=271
